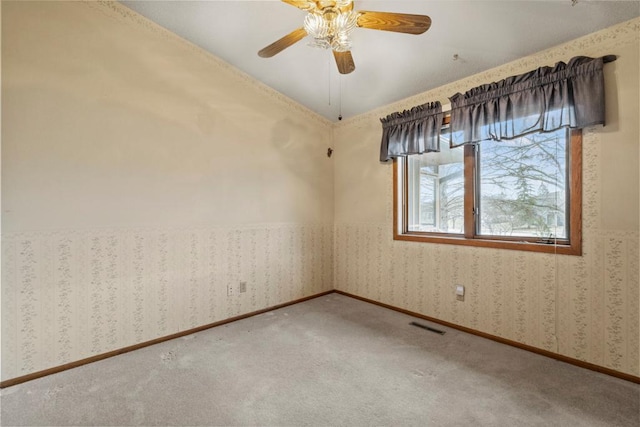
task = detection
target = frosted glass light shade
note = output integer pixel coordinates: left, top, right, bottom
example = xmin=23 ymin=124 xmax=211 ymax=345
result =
xmin=303 ymin=9 xmax=359 ymax=52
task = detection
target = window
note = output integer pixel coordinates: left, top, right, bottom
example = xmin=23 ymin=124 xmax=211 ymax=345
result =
xmin=394 ymin=127 xmax=582 ymax=255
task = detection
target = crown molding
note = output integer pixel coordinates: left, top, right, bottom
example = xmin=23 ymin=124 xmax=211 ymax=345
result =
xmin=86 ymin=1 xmax=332 ymax=128
xmin=335 ymin=17 xmax=640 ymax=130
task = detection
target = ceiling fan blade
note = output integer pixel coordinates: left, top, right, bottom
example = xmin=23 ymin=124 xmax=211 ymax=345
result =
xmin=333 ymin=50 xmax=355 ymax=75
xmin=357 ymin=11 xmax=432 ymax=35
xmin=258 ymin=28 xmax=308 ymax=58
xmin=281 ymin=0 xmax=315 ymax=11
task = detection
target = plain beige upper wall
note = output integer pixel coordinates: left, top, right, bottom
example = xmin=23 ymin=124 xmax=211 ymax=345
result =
xmin=599 ymin=42 xmax=639 ymax=230
xmin=334 ymin=23 xmax=639 ymax=233
xmin=2 ymin=1 xmax=334 ymax=233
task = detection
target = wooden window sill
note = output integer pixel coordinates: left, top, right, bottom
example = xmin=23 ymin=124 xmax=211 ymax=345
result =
xmin=393 ymin=233 xmax=581 ymax=255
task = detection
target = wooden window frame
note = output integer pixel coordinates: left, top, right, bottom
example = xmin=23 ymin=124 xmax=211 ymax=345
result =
xmin=393 ymin=129 xmax=582 ymax=255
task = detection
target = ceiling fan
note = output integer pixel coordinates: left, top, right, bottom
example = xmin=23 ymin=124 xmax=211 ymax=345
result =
xmin=258 ymin=0 xmax=431 ymax=75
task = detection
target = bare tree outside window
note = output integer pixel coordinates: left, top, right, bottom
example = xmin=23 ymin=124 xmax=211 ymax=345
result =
xmin=396 ymin=111 xmax=581 ymax=256
xmin=398 ymin=127 xmax=580 ymax=254
xmin=477 ymin=128 xmax=568 ymax=239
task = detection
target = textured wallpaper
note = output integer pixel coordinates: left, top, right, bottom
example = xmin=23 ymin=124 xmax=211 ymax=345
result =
xmin=333 ymin=27 xmax=640 ymax=376
xmin=333 ymin=18 xmax=639 ymax=378
xmin=334 ymin=225 xmax=639 ymax=375
xmin=2 ymin=224 xmax=333 ymax=379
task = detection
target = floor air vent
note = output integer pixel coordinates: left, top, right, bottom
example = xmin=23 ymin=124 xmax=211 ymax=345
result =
xmin=410 ymin=321 xmax=445 ymax=335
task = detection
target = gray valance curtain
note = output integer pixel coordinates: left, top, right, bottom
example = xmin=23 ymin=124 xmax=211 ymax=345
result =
xmin=379 ymin=101 xmax=443 ymax=162
xmin=448 ymin=55 xmax=614 ymax=147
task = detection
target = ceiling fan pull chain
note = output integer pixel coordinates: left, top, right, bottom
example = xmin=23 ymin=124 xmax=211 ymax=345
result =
xmin=339 ymin=75 xmax=343 ymax=121
xmin=328 ymin=53 xmax=332 ymax=106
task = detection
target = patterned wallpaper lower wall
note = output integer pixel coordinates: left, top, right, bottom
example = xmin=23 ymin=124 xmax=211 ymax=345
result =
xmin=334 ymin=224 xmax=639 ymax=376
xmin=1 ymin=223 xmax=333 ymax=381
xmin=334 ymin=129 xmax=640 ymax=377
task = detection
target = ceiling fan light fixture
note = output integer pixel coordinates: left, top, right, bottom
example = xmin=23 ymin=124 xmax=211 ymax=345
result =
xmin=330 ymin=35 xmax=352 ymax=52
xmin=303 ymin=8 xmax=358 ymax=52
xmin=259 ymin=0 xmax=431 ymax=75
xmin=304 ymin=12 xmax=329 ymax=39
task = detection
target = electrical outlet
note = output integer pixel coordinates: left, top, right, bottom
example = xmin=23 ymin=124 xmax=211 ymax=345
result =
xmin=239 ymin=281 xmax=247 ymax=293
xmin=227 ymin=283 xmax=235 ymax=296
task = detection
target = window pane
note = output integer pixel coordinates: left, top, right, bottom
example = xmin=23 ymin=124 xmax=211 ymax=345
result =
xmin=477 ymin=129 xmax=568 ymax=239
xmin=407 ymin=140 xmax=464 ymax=233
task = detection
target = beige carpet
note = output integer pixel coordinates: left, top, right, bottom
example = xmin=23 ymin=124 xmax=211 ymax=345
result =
xmin=1 ymin=293 xmax=638 ymax=426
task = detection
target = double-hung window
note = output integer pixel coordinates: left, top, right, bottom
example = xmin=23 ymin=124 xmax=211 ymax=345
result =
xmin=394 ymin=125 xmax=582 ymax=255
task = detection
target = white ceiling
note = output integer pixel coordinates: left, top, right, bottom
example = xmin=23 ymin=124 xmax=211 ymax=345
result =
xmin=120 ymin=1 xmax=640 ymax=122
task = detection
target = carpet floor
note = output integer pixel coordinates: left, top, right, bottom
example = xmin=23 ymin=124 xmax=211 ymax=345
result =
xmin=1 ymin=293 xmax=638 ymax=426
